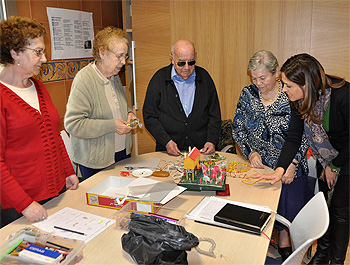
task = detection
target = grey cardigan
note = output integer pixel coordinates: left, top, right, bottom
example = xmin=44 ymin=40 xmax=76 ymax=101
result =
xmin=64 ymin=63 xmax=134 ymax=168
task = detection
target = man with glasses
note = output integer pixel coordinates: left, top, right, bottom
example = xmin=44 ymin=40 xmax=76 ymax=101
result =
xmin=143 ymin=39 xmax=221 ymax=156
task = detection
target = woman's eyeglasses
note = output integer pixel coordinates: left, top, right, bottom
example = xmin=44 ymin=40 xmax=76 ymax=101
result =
xmin=108 ymin=49 xmax=130 ymax=61
xmin=26 ymin=48 xmax=46 ymax=57
xmin=176 ymin=60 xmax=196 ymax=67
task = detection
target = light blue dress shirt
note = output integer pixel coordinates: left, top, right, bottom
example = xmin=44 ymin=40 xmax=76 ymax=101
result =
xmin=171 ymin=65 xmax=196 ymax=117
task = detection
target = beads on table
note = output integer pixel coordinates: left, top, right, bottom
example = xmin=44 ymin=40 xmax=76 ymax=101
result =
xmin=227 ymin=162 xmax=250 ymax=174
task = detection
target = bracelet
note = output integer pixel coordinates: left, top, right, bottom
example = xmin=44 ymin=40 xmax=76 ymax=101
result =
xmin=291 ymin=161 xmax=298 ymax=166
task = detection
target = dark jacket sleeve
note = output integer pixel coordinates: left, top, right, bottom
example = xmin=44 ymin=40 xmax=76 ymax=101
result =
xmin=277 ymin=106 xmax=304 ymax=170
xmin=143 ymin=68 xmax=172 ymax=148
xmin=202 ymin=72 xmax=221 ymax=145
xmin=329 ymin=82 xmax=349 ymax=170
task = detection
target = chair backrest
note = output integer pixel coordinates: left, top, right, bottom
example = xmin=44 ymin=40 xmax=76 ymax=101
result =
xmin=216 ymin=119 xmax=236 ymax=153
xmin=282 ymin=192 xmax=329 ymax=265
xmin=60 ymin=130 xmax=77 ymax=173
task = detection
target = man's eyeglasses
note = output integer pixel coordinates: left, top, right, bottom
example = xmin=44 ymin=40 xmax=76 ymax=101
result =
xmin=108 ymin=49 xmax=129 ymax=61
xmin=26 ymin=48 xmax=46 ymax=57
xmin=176 ymin=60 xmax=196 ymax=67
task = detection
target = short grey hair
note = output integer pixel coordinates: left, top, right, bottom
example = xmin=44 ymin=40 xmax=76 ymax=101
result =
xmin=248 ymin=50 xmax=279 ymax=74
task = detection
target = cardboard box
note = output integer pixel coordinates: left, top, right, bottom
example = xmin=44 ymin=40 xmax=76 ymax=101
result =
xmin=86 ymin=176 xmax=186 ymax=212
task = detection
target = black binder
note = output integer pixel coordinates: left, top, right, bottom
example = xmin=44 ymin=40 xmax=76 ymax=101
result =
xmin=214 ymin=203 xmax=271 ymax=235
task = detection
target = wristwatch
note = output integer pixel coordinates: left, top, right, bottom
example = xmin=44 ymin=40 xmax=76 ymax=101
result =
xmin=329 ymin=162 xmax=341 ymax=174
xmin=330 ymin=167 xmax=340 ymax=174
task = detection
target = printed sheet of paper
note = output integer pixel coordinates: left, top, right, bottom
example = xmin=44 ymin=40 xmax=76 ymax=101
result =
xmin=188 ymin=196 xmax=272 ymax=221
xmin=34 ymin=207 xmax=115 ymax=243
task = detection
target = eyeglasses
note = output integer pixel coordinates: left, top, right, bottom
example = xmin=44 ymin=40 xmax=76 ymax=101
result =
xmin=176 ymin=60 xmax=196 ymax=67
xmin=26 ymin=48 xmax=46 ymax=57
xmin=108 ymin=49 xmax=129 ymax=61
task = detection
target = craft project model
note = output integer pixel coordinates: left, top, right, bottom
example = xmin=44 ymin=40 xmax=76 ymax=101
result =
xmin=179 ymin=148 xmax=226 ymax=191
xmin=183 ymin=147 xmax=201 ymax=181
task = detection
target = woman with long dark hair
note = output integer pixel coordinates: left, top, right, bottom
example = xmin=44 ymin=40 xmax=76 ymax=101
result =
xmin=254 ymin=53 xmax=349 ymax=264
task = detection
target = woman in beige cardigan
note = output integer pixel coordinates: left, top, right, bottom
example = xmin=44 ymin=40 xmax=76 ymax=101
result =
xmin=65 ymin=27 xmax=137 ymax=180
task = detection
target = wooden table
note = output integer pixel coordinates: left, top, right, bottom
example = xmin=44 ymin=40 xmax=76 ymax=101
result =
xmin=0 ymin=152 xmax=281 ymax=264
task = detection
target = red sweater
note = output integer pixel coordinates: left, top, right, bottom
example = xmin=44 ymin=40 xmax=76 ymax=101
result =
xmin=1 ymin=78 xmax=75 ymax=212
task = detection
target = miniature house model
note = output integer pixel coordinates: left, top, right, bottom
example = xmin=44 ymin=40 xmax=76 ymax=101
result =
xmin=183 ymin=147 xmax=200 ymax=181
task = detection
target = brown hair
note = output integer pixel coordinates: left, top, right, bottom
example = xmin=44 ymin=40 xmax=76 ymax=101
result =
xmin=281 ymin=53 xmax=345 ymax=123
xmin=0 ymin=16 xmax=46 ymax=65
xmin=92 ymin=26 xmax=128 ymax=61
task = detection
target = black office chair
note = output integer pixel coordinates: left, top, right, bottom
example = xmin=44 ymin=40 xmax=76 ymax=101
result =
xmin=216 ymin=119 xmax=236 ymax=154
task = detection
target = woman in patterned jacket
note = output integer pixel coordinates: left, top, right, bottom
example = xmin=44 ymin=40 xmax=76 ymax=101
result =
xmin=232 ymin=50 xmax=312 ymax=261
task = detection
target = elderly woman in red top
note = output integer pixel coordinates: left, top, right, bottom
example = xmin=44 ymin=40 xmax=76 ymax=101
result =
xmin=0 ymin=16 xmax=79 ymax=227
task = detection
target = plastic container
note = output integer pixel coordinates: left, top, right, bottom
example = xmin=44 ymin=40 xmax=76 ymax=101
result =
xmin=114 ymin=201 xmax=187 ymax=230
xmin=0 ymin=227 xmax=85 ymax=264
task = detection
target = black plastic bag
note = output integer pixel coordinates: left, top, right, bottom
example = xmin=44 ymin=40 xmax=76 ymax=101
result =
xmin=122 ymin=213 xmax=199 ymax=264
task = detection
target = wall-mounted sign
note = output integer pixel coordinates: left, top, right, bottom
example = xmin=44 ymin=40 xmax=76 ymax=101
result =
xmin=47 ymin=7 xmax=94 ymax=60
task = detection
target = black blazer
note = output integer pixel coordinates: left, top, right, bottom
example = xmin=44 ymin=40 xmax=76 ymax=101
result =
xmin=277 ymin=79 xmax=349 ymax=176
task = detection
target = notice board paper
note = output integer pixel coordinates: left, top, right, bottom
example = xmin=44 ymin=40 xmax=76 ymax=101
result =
xmin=47 ymin=7 xmax=94 ymax=59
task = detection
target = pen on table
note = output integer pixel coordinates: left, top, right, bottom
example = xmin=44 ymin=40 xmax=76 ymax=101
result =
xmin=54 ymin=226 xmax=86 ymax=236
xmin=46 ymin=241 xmax=71 ymax=251
xmin=150 ymin=213 xmax=178 ymax=224
xmin=194 ymin=220 xmax=231 ymax=230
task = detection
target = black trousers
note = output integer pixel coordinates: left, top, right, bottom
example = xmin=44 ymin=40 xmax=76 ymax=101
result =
xmin=79 ymin=149 xmax=130 ymax=181
xmin=317 ymin=162 xmax=349 ymax=263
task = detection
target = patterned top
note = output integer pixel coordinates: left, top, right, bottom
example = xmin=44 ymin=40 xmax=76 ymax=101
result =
xmin=232 ymin=84 xmax=308 ymax=177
